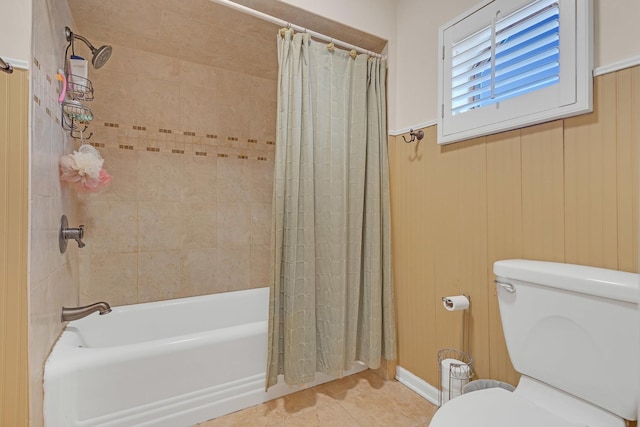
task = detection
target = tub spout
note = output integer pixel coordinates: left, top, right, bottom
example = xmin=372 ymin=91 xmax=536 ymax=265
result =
xmin=61 ymin=302 xmax=112 ymax=322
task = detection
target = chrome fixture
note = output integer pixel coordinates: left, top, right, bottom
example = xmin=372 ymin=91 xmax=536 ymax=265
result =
xmin=59 ymin=215 xmax=85 ymax=253
xmin=495 ymin=280 xmax=516 ymax=293
xmin=65 ymin=26 xmax=112 ymax=69
xmin=61 ymin=302 xmax=112 ymax=322
xmin=402 ymin=128 xmax=425 ymax=143
xmin=0 ymin=56 xmax=13 ymax=74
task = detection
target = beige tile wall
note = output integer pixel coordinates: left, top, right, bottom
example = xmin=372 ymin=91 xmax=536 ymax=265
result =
xmin=76 ymin=43 xmax=276 ymax=305
xmin=30 ymin=0 xmax=82 ymax=425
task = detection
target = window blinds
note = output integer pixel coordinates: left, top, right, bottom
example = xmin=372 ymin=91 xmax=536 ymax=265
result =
xmin=451 ymin=0 xmax=560 ymax=115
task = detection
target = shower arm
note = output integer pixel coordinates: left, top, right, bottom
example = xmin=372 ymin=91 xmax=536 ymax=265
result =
xmin=65 ymin=27 xmax=97 ymax=52
xmin=64 ymin=26 xmax=112 ymax=70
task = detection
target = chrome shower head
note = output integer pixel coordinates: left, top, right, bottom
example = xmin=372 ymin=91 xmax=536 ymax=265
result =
xmin=65 ymin=26 xmax=113 ymax=69
xmin=91 ymin=45 xmax=112 ymax=69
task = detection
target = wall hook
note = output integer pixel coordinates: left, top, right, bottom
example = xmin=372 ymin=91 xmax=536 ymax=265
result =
xmin=402 ymin=129 xmax=424 ymax=143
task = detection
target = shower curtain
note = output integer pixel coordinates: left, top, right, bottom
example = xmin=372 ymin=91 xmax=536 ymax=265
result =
xmin=267 ymin=29 xmax=396 ymax=388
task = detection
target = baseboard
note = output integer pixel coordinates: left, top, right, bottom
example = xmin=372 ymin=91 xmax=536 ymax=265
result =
xmin=395 ymin=365 xmax=439 ymax=406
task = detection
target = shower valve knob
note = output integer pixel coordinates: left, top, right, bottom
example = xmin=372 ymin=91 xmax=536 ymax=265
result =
xmin=59 ymin=215 xmax=86 ymax=252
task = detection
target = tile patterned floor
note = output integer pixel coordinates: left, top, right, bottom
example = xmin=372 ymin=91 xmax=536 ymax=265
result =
xmin=197 ymin=370 xmax=438 ymax=427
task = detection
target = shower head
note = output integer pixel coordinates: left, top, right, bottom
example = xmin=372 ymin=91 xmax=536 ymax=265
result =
xmin=65 ymin=26 xmax=112 ymax=69
xmin=91 ymin=45 xmax=113 ymax=69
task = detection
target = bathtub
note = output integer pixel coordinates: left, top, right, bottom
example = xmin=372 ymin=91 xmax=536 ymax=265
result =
xmin=44 ymin=287 xmax=365 ymax=427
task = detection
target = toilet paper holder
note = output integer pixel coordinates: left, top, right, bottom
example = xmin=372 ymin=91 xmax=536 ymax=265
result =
xmin=441 ymin=294 xmax=471 ymax=355
xmin=438 ymin=295 xmax=474 ymax=406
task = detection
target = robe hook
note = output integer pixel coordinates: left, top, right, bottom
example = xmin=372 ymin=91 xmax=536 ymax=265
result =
xmin=402 ymin=129 xmax=424 ymax=143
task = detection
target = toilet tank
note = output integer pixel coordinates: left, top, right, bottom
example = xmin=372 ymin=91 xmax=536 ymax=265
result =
xmin=494 ymin=260 xmax=639 ymax=421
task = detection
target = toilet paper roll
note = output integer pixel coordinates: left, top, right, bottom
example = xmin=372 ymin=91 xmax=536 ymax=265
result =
xmin=442 ymin=295 xmax=470 ymax=311
xmin=441 ymin=358 xmax=471 ymax=404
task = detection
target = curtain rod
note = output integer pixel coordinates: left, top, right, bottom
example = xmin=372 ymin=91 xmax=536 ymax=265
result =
xmin=208 ymin=0 xmax=386 ymax=60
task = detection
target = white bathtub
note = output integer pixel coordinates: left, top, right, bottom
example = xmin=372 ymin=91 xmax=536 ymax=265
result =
xmin=44 ymin=287 xmax=365 ymax=427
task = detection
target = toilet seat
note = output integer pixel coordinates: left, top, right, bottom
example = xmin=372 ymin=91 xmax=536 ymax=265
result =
xmin=429 ymin=388 xmax=586 ymax=427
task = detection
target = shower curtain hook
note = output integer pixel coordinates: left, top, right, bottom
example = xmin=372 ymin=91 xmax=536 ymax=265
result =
xmin=327 ymin=38 xmax=335 ymax=52
xmin=402 ymin=129 xmax=425 ymax=144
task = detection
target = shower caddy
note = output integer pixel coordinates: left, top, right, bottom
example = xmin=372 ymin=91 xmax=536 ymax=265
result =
xmin=60 ymin=27 xmax=95 ymax=140
xmin=60 ymin=77 xmax=94 ymax=140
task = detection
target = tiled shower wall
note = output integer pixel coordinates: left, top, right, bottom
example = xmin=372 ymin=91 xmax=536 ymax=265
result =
xmin=76 ymin=43 xmax=276 ymax=305
xmin=30 ymin=0 xmax=81 ymax=424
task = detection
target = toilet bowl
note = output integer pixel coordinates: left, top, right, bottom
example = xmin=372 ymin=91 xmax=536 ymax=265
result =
xmin=429 ymin=260 xmax=639 ymax=427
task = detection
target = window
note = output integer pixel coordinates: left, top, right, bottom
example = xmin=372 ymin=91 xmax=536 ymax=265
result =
xmin=438 ymin=0 xmax=592 ymax=145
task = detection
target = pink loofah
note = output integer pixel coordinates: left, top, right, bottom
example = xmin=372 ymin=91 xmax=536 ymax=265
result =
xmin=59 ymin=144 xmax=112 ymax=193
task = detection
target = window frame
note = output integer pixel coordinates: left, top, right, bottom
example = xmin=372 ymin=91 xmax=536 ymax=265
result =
xmin=437 ymin=0 xmax=593 ymax=145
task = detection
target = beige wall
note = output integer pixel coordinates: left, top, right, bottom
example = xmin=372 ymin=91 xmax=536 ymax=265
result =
xmin=0 ymin=5 xmax=31 ymax=425
xmin=389 ymin=66 xmax=639 ymax=388
xmin=594 ymin=0 xmax=640 ymax=70
xmin=0 ymin=67 xmax=29 ymax=427
xmin=76 ymin=43 xmax=275 ymax=305
xmin=29 ymin=0 xmax=82 ymax=425
xmin=0 ymin=0 xmax=31 ymax=64
xmin=393 ymin=0 xmax=640 ymax=132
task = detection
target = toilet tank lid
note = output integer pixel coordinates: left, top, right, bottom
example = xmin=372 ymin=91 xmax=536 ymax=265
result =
xmin=494 ymin=260 xmax=639 ymax=304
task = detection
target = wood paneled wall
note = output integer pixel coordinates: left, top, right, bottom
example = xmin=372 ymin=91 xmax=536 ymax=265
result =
xmin=389 ymin=67 xmax=639 ymax=388
xmin=0 ymin=68 xmax=29 ymax=426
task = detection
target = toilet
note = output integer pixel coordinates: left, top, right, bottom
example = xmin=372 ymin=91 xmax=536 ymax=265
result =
xmin=430 ymin=259 xmax=639 ymax=427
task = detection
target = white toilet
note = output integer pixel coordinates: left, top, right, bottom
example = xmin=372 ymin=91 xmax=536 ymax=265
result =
xmin=430 ymin=259 xmax=639 ymax=427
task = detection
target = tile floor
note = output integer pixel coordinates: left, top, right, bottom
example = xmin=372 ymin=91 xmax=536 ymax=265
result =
xmin=196 ymin=370 xmax=438 ymax=427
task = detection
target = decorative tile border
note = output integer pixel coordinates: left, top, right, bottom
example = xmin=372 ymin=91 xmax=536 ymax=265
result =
xmin=89 ymin=118 xmax=275 ymax=158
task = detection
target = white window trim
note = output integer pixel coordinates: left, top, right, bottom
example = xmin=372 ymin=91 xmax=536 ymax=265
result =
xmin=437 ymin=0 xmax=593 ymax=145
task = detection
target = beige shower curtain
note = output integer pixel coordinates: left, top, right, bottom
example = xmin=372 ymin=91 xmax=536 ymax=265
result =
xmin=267 ymin=29 xmax=396 ymax=388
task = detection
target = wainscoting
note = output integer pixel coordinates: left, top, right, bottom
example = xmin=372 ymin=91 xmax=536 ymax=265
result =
xmin=389 ymin=66 xmax=639 ymax=388
xmin=0 ymin=67 xmax=29 ymax=426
